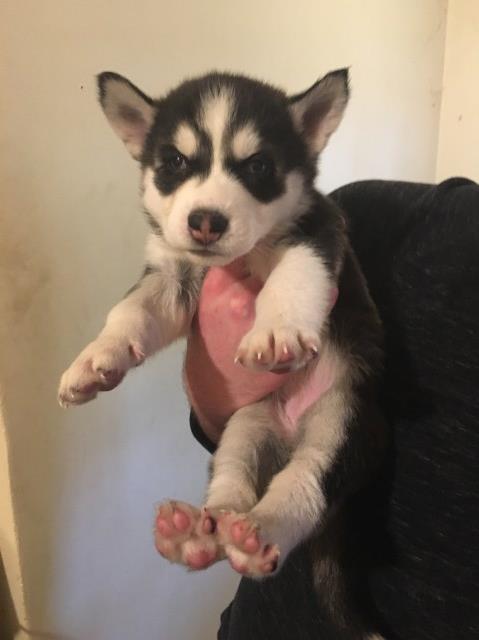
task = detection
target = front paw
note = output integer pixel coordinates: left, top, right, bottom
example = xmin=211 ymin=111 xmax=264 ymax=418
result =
xmin=58 ymin=335 xmax=145 ymax=407
xmin=235 ymin=325 xmax=320 ymax=372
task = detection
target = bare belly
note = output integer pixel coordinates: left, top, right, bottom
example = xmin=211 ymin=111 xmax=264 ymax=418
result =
xmin=272 ymin=346 xmax=342 ymax=437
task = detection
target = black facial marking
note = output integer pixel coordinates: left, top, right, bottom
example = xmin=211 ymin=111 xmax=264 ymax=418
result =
xmin=221 ymin=74 xmax=314 ymax=202
xmin=225 ymin=150 xmax=285 ymax=203
xmin=244 ymin=153 xmax=274 ymax=177
xmin=141 ymin=72 xmax=317 ymax=200
xmin=162 ymin=147 xmax=188 ymax=171
xmin=153 ymin=132 xmax=212 ymax=195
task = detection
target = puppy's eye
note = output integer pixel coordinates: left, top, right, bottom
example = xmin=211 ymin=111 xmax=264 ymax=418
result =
xmin=244 ymin=153 xmax=273 ymax=177
xmin=163 ymin=150 xmax=188 ymax=171
xmin=167 ymin=153 xmax=187 ymax=170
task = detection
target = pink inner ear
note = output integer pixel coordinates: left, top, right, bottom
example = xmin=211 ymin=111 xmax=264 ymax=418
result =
xmin=302 ymin=98 xmax=332 ymax=137
xmin=118 ymin=104 xmax=144 ymax=125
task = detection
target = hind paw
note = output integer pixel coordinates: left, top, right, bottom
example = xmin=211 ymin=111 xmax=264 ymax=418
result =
xmin=217 ymin=511 xmax=280 ymax=577
xmin=155 ymin=501 xmax=223 ymax=570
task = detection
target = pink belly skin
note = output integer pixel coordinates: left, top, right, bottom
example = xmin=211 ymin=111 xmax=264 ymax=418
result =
xmin=273 ymin=353 xmax=338 ymax=437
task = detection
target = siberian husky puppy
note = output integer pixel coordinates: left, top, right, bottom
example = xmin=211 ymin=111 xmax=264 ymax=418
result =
xmin=59 ymin=69 xmax=386 ymax=639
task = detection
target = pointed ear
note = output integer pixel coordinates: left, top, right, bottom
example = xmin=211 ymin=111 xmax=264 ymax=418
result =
xmin=97 ymin=72 xmax=155 ymax=160
xmin=289 ymin=68 xmax=349 ymax=155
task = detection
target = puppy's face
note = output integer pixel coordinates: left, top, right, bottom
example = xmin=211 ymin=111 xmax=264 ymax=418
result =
xmin=98 ymin=70 xmax=349 ymax=265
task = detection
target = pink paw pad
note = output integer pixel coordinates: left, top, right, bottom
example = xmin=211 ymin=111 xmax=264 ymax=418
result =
xmin=155 ymin=537 xmax=175 ymax=558
xmin=155 ymin=500 xmax=223 ymax=571
xmin=185 ymin=549 xmax=216 ymax=570
xmin=156 ymin=516 xmax=175 ymax=538
xmin=229 ymin=557 xmax=249 ymax=574
xmin=172 ymin=509 xmax=191 ymax=532
xmin=217 ymin=512 xmax=281 ymax=578
xmin=231 ymin=519 xmax=249 ymax=542
xmin=155 ymin=504 xmax=191 ymax=537
xmin=230 ymin=520 xmax=260 ymax=553
xmin=244 ymin=533 xmax=260 ymax=553
xmin=277 ymin=345 xmax=295 ymax=363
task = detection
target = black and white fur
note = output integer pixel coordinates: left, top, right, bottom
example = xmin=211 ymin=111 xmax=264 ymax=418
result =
xmin=59 ymin=69 xmax=386 ymax=639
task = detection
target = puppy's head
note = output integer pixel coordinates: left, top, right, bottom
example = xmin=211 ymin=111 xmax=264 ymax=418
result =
xmin=97 ymin=70 xmax=349 ymax=265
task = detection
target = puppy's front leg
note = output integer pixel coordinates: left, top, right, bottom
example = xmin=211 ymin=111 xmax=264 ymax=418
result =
xmin=58 ymin=260 xmax=203 ymax=406
xmin=237 ymin=244 xmax=335 ymax=371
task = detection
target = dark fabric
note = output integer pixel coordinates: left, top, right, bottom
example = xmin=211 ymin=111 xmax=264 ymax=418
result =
xmin=190 ymin=178 xmax=479 ymax=640
xmin=189 ymin=411 xmax=216 ymax=454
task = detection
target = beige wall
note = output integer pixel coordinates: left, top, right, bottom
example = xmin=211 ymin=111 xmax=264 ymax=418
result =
xmin=436 ymin=0 xmax=479 ymax=182
xmin=0 ymin=2 xmax=447 ymax=639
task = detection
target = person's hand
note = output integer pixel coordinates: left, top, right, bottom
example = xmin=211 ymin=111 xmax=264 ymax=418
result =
xmin=184 ymin=260 xmax=290 ymax=445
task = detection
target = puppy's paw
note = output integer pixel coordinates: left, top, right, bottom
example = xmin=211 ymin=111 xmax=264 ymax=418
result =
xmin=217 ymin=511 xmax=280 ymax=577
xmin=58 ymin=335 xmax=144 ymax=407
xmin=235 ymin=325 xmax=320 ymax=372
xmin=155 ymin=501 xmax=223 ymax=570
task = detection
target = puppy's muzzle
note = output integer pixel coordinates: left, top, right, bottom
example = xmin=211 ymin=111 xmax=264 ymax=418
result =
xmin=188 ymin=208 xmax=229 ymax=246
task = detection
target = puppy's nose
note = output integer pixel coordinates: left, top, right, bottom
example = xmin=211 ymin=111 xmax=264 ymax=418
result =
xmin=188 ymin=209 xmax=229 ymax=245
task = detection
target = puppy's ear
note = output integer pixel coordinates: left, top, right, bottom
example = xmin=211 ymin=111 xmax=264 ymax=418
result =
xmin=97 ymin=72 xmax=155 ymax=160
xmin=289 ymin=68 xmax=349 ymax=155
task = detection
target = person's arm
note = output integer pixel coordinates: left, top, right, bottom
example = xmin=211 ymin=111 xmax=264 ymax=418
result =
xmin=184 ymin=260 xmax=290 ymax=446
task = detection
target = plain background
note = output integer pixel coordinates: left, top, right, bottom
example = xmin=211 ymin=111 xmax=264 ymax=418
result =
xmin=0 ymin=1 xmax=477 ymax=639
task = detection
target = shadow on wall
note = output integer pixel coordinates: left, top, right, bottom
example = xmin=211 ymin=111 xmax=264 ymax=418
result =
xmin=0 ymin=168 xmax=68 ymax=633
xmin=0 ymin=554 xmax=18 ymax=640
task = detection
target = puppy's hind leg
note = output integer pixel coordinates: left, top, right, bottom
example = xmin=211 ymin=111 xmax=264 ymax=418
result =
xmin=206 ymin=400 xmax=288 ymax=514
xmin=217 ymin=385 xmax=351 ymax=577
xmin=155 ymin=399 xmax=286 ymax=572
xmin=155 ymin=500 xmax=225 ymax=571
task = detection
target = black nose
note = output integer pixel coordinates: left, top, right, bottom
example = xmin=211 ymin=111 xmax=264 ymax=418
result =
xmin=187 ymin=209 xmax=229 ymax=245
